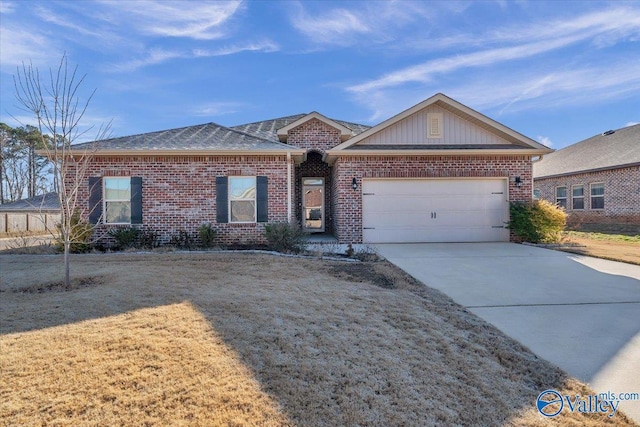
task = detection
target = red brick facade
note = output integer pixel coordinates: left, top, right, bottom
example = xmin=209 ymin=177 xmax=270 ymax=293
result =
xmin=534 ymin=166 xmax=640 ymax=227
xmin=287 ymin=118 xmax=342 ymax=153
xmin=332 ymin=155 xmax=532 ymax=243
xmin=79 ymin=155 xmax=292 ymax=245
xmin=73 ymin=113 xmax=540 ymax=246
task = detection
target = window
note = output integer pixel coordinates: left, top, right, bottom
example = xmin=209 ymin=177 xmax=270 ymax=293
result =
xmin=533 ymin=189 xmax=541 ymax=200
xmin=104 ymin=177 xmax=131 ymax=223
xmin=229 ymin=176 xmax=256 ymax=222
xmin=591 ymin=183 xmax=605 ymax=209
xmin=555 ymin=186 xmax=567 ymax=208
xmin=427 ymin=113 xmax=443 ymax=138
xmin=572 ymin=185 xmax=584 ymax=210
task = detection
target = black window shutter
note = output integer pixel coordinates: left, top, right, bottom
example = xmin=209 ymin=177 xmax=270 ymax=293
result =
xmin=256 ymin=176 xmax=268 ymax=223
xmin=88 ymin=177 xmax=102 ymax=224
xmin=216 ymin=176 xmax=228 ymax=223
xmin=130 ymin=177 xmax=143 ymax=224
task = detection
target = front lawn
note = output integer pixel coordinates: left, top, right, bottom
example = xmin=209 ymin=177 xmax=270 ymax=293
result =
xmin=0 ymin=253 xmax=635 ymax=426
xmin=562 ymin=231 xmax=640 ymax=265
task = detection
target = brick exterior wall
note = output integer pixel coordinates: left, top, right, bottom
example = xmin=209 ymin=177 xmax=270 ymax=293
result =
xmin=68 ymin=117 xmax=539 ymax=246
xmin=286 ymin=118 xmax=342 ymax=153
xmin=75 ymin=155 xmax=291 ymax=245
xmin=332 ymin=155 xmax=533 ymax=243
xmin=534 ymin=166 xmax=640 ymax=227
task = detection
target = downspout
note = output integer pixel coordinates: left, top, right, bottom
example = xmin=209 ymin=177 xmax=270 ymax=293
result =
xmin=287 ymin=152 xmax=292 ymax=222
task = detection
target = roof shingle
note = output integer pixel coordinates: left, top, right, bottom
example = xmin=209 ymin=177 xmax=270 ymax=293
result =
xmin=533 ymin=124 xmax=640 ymax=178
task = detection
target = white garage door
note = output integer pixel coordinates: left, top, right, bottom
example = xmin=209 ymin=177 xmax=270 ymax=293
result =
xmin=362 ymin=179 xmax=509 ymax=243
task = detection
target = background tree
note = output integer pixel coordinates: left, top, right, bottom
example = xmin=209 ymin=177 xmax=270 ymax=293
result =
xmin=0 ymin=123 xmax=52 ymax=203
xmin=14 ymin=54 xmax=110 ymax=285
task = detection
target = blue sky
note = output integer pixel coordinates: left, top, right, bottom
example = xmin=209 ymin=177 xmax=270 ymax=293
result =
xmin=1 ymin=0 xmax=639 ymax=149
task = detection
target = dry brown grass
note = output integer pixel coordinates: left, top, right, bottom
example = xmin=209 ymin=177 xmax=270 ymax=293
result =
xmin=1 ymin=253 xmax=637 ymax=426
xmin=561 ymin=234 xmax=640 ymax=265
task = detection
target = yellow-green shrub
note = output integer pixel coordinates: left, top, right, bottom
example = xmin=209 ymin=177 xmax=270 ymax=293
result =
xmin=509 ymin=200 xmax=567 ymax=243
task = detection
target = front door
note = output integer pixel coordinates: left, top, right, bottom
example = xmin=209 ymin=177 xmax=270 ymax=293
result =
xmin=302 ymin=178 xmax=324 ymax=233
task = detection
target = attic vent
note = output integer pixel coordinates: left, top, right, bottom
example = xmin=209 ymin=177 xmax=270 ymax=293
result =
xmin=602 ymin=130 xmax=615 ymax=136
xmin=427 ymin=113 xmax=443 ymax=138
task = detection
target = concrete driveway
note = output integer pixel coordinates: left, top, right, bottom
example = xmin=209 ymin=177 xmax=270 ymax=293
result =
xmin=376 ymin=242 xmax=640 ymax=422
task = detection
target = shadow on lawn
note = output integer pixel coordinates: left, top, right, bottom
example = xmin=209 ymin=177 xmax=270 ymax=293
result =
xmin=1 ymin=253 xmax=636 ymax=426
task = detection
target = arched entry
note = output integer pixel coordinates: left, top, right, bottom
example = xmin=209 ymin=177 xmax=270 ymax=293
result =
xmin=295 ymin=151 xmax=332 ymax=234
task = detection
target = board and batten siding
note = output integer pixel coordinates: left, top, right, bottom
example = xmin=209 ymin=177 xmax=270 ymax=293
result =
xmin=358 ymin=105 xmax=512 ymax=146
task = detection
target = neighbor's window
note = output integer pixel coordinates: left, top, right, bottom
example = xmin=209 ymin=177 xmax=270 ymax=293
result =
xmin=533 ymin=189 xmax=541 ymax=200
xmin=555 ymin=186 xmax=567 ymax=209
xmin=572 ymin=185 xmax=584 ymax=210
xmin=229 ymin=176 xmax=256 ymax=222
xmin=104 ymin=177 xmax=131 ymax=224
xmin=591 ymin=183 xmax=605 ymax=209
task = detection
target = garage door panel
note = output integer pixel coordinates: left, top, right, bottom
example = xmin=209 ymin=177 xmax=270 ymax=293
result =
xmin=362 ymin=179 xmax=508 ymax=243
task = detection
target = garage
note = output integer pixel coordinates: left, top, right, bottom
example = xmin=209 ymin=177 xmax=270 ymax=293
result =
xmin=362 ymin=178 xmax=509 ymax=243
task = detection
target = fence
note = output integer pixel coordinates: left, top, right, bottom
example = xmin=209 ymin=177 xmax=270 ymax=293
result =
xmin=0 ymin=212 xmax=61 ymax=234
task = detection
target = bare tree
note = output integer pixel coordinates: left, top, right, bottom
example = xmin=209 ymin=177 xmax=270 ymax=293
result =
xmin=14 ymin=54 xmax=110 ymax=285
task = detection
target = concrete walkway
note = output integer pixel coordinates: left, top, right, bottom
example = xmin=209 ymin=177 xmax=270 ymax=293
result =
xmin=376 ymin=242 xmax=640 ymax=423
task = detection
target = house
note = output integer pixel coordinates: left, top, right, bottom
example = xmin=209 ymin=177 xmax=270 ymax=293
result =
xmin=533 ymin=124 xmax=640 ymax=229
xmin=0 ymin=192 xmax=61 ymax=234
xmin=65 ymin=93 xmax=551 ymax=245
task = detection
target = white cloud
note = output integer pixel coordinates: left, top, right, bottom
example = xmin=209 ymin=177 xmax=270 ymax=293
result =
xmin=112 ymin=39 xmax=278 ymax=72
xmin=111 ymin=49 xmax=187 ymax=72
xmin=97 ymin=0 xmax=243 ymax=40
xmin=290 ymin=5 xmax=371 ymax=45
xmin=537 ymin=136 xmax=553 ymax=148
xmin=348 ymin=35 xmax=585 ymax=95
xmin=191 ymin=101 xmax=246 ymax=117
xmin=0 ymin=25 xmax=62 ymax=71
xmin=193 ymin=40 xmax=279 ymax=57
xmin=345 ymin=6 xmax=640 ymax=119
xmin=0 ymin=1 xmax=16 ymax=14
xmin=626 ymin=121 xmax=640 ymax=127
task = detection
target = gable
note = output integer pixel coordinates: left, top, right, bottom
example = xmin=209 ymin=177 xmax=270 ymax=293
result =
xmin=328 ymin=93 xmax=552 ymax=157
xmin=277 ymin=112 xmax=352 ymax=142
xmin=357 ymin=105 xmax=513 ymax=147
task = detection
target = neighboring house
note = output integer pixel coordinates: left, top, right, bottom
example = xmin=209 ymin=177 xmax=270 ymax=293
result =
xmin=61 ymin=93 xmax=551 ymax=245
xmin=0 ymin=192 xmax=61 ymax=234
xmin=533 ymin=124 xmax=640 ymax=228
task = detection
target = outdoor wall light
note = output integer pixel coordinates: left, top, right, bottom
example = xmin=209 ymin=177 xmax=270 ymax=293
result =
xmin=352 ymin=177 xmax=358 ymax=190
xmin=515 ymin=176 xmax=522 ymax=187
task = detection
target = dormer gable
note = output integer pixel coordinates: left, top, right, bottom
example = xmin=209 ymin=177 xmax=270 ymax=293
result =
xmin=277 ymin=112 xmax=353 ymax=143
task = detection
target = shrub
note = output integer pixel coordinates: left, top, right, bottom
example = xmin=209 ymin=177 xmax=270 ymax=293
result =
xmin=198 ymin=223 xmax=217 ymax=248
xmin=509 ymin=200 xmax=567 ymax=243
xmin=108 ymin=227 xmax=141 ymax=250
xmin=264 ymin=222 xmax=308 ymax=253
xmin=139 ymin=229 xmax=160 ymax=249
xmin=169 ymin=229 xmax=194 ymax=250
xmin=56 ymin=211 xmax=92 ymax=253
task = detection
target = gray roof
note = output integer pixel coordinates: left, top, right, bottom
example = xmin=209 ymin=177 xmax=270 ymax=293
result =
xmin=533 ymin=124 xmax=640 ymax=178
xmin=0 ymin=192 xmax=60 ymax=212
xmin=72 ymin=115 xmax=371 ymax=152
xmin=231 ymin=115 xmax=371 ymax=140
xmin=72 ymin=122 xmax=296 ymax=152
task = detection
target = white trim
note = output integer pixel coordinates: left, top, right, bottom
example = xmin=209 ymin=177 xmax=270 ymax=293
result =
xmin=590 ymin=182 xmax=605 ymax=210
xmin=571 ymin=184 xmax=585 ymax=210
xmin=228 ymin=176 xmax=257 ymax=223
xmin=103 ymin=176 xmax=132 ymax=225
xmin=287 ymin=152 xmax=292 ymax=222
